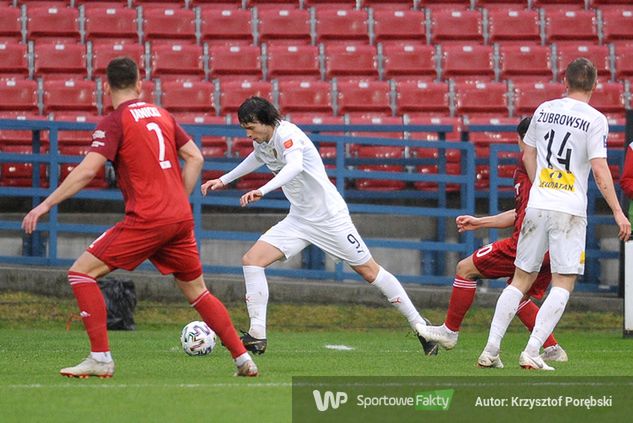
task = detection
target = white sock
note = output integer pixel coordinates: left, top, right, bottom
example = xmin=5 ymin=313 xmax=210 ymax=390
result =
xmin=90 ymin=351 xmax=113 ymax=363
xmin=243 ymin=265 xmax=268 ymax=339
xmin=484 ymin=285 xmax=523 ymax=356
xmin=525 ymin=286 xmax=570 ymax=357
xmin=234 ymin=352 xmax=251 ymax=367
xmin=372 ymin=266 xmax=424 ymax=329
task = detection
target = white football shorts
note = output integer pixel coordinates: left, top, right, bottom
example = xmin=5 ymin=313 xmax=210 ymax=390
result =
xmin=259 ymin=213 xmax=372 ymax=266
xmin=514 ymin=208 xmax=587 ymax=275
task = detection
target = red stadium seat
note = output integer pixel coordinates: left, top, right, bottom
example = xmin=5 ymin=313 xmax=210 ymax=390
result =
xmin=0 ymin=6 xmax=22 ymax=42
xmin=419 ymin=0 xmax=471 ymax=10
xmin=59 ymin=144 xmax=109 ymax=189
xmin=200 ymin=7 xmax=254 ymax=46
xmin=176 ymin=114 xmax=229 ymax=152
xmin=91 ymin=42 xmax=146 ymax=79
xmin=208 ymin=44 xmax=263 ymax=81
xmin=323 ymin=43 xmax=378 ymax=80
xmin=27 ymin=6 xmax=80 ymax=42
xmin=601 ymin=8 xmax=633 ymax=47
xmin=53 ymin=112 xmax=99 ymax=147
xmin=219 ymin=80 xmax=272 ymax=115
xmin=0 ymin=112 xmax=46 ymax=148
xmin=441 ymin=44 xmax=494 ymax=82
xmin=555 ymin=44 xmax=611 ymax=81
xmin=191 ymin=0 xmax=245 ymax=8
xmin=143 ymin=7 xmax=196 ymax=44
xmin=487 ymin=9 xmax=541 ymax=45
xmin=0 ymin=144 xmax=49 ymax=188
xmin=33 ymin=42 xmax=87 ymax=80
xmin=0 ymin=41 xmax=28 ymax=78
xmin=0 ymin=79 xmax=39 ymax=112
xmin=614 ymin=45 xmax=633 ymax=82
xmin=477 ymin=0 xmax=529 ymax=9
xmin=466 ymin=116 xmax=518 ymax=147
xmin=84 ymin=6 xmax=139 ymax=44
xmin=303 ymin=0 xmax=358 ymax=8
xmin=132 ymin=0 xmax=188 ymax=9
xmin=533 ymin=0 xmax=586 ymax=10
xmin=160 ymin=80 xmax=215 ymax=115
xmin=498 ymin=45 xmax=553 ymax=83
xmin=395 ymin=81 xmax=450 ymax=116
xmin=277 ymin=80 xmax=333 ymax=115
xmin=103 ymin=80 xmax=156 ymax=113
xmin=150 ymin=43 xmax=205 ymax=81
xmin=336 ymin=80 xmax=392 ymax=116
xmin=588 ymin=82 xmax=625 ymax=118
xmin=265 ymin=44 xmax=321 ymax=80
xmin=372 ymin=9 xmax=426 ymax=44
xmin=544 ymin=10 xmax=598 ymax=44
xmin=354 ymin=146 xmax=407 ymax=191
xmin=381 ymin=42 xmax=436 ymax=81
xmin=230 ymin=138 xmax=273 ymax=190
xmin=245 ymin=0 xmax=300 ymax=7
xmin=348 ymin=115 xmax=403 ymax=140
xmin=257 ymin=8 xmax=311 ymax=45
xmin=315 ymin=8 xmax=369 ymax=44
xmin=454 ymin=81 xmax=509 ymax=117
xmin=430 ymin=9 xmax=483 ymax=44
xmin=43 ymin=79 xmax=98 ymax=114
xmin=406 ymin=115 xmax=461 ymax=142
xmin=76 ymin=1 xmax=129 ymax=8
xmin=512 ymin=81 xmax=566 ymax=116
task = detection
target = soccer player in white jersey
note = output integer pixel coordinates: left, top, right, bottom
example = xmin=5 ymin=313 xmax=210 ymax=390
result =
xmin=477 ymin=58 xmax=631 ymax=371
xmin=201 ymin=96 xmax=438 ymax=356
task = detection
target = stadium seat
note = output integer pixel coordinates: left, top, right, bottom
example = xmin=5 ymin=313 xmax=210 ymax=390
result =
xmin=406 ymin=115 xmax=461 ymax=142
xmin=0 ymin=112 xmax=46 ymax=148
xmin=230 ymin=138 xmax=273 ymax=190
xmin=303 ymin=0 xmax=358 ymax=8
xmin=466 ymin=116 xmax=519 ymax=147
xmin=43 ymin=79 xmax=98 ymax=114
xmin=143 ymin=7 xmax=196 ymax=44
xmin=353 ymin=145 xmax=407 ymax=191
xmin=219 ymin=80 xmax=272 ymax=115
xmin=348 ymin=115 xmax=403 ymax=140
xmin=454 ymin=81 xmax=509 ymax=117
xmin=380 ymin=42 xmax=437 ymax=81
xmin=0 ymin=144 xmax=49 ymax=188
xmin=605 ymin=116 xmax=625 ymax=148
xmin=601 ymin=8 xmax=633 ymax=47
xmin=476 ymin=0 xmax=529 ymax=10
xmin=395 ymin=81 xmax=450 ymax=116
xmin=323 ymin=43 xmax=378 ymax=80
xmin=191 ymin=0 xmax=245 ymax=8
xmin=532 ymin=0 xmax=586 ymax=10
xmin=160 ymin=80 xmax=215 ymax=115
xmin=208 ymin=44 xmax=263 ymax=81
xmin=0 ymin=41 xmax=28 ymax=78
xmin=33 ymin=42 xmax=87 ymax=80
xmin=0 ymin=79 xmax=39 ymax=112
xmin=91 ymin=42 xmax=146 ymax=79
xmin=544 ymin=10 xmax=598 ymax=44
xmin=200 ymin=7 xmax=254 ymax=46
xmin=498 ymin=45 xmax=553 ymax=83
xmin=84 ymin=6 xmax=139 ymax=44
xmin=555 ymin=44 xmax=611 ymax=80
xmin=487 ymin=9 xmax=541 ymax=45
xmin=265 ymin=44 xmax=321 ymax=80
xmin=440 ymin=44 xmax=494 ymax=82
xmin=336 ymin=80 xmax=392 ymax=116
xmin=430 ymin=9 xmax=483 ymax=44
xmin=614 ymin=45 xmax=633 ymax=82
xmin=512 ymin=81 xmax=566 ymax=116
xmin=419 ymin=0 xmax=472 ymax=10
xmin=149 ymin=43 xmax=205 ymax=81
xmin=315 ymin=8 xmax=370 ymax=44
xmin=53 ymin=112 xmax=99 ymax=147
xmin=176 ymin=114 xmax=229 ymax=152
xmin=59 ymin=144 xmax=109 ymax=189
xmin=0 ymin=6 xmax=23 ymax=42
xmin=76 ymin=1 xmax=129 ymax=8
xmin=132 ymin=0 xmax=188 ymax=9
xmin=588 ymin=82 xmax=625 ymax=118
xmin=257 ymin=8 xmax=311 ymax=45
xmin=103 ymin=80 xmax=156 ymax=113
xmin=277 ymin=80 xmax=333 ymax=115
xmin=26 ymin=6 xmax=80 ymax=43
xmin=372 ymin=9 xmax=426 ymax=44
xmin=245 ymin=0 xmax=300 ymax=7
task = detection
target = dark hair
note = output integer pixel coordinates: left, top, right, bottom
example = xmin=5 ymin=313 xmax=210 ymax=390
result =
xmin=237 ymin=96 xmax=281 ymax=126
xmin=517 ymin=116 xmax=531 ymax=140
xmin=106 ymin=57 xmax=139 ymax=90
xmin=565 ymin=57 xmax=597 ymax=92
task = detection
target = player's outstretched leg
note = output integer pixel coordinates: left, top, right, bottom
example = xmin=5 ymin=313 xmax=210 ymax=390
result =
xmin=515 ymin=299 xmax=568 ymax=361
xmin=242 ymin=265 xmax=269 ymax=355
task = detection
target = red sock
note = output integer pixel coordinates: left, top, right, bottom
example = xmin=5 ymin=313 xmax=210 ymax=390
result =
xmin=516 ymin=299 xmax=558 ymax=348
xmin=68 ymin=271 xmax=109 ymax=352
xmin=444 ymin=276 xmax=477 ymax=332
xmin=191 ymin=291 xmax=247 ymax=359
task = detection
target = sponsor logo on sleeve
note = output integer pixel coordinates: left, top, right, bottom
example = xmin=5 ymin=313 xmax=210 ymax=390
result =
xmin=283 ymin=139 xmax=294 ymax=149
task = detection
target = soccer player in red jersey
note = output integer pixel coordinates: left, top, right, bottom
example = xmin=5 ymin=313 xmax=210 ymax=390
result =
xmin=417 ymin=117 xmax=568 ymax=363
xmin=21 ymin=57 xmax=258 ymax=378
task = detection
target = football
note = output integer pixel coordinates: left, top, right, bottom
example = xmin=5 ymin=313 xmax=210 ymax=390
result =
xmin=180 ymin=321 xmax=216 ymax=356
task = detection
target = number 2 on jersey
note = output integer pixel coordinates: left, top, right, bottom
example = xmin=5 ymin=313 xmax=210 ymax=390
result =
xmin=146 ymin=122 xmax=172 ymax=170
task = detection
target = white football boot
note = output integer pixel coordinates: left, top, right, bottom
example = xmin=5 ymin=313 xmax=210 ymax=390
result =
xmin=519 ymin=351 xmax=555 ymax=371
xmin=235 ymin=359 xmax=259 ymax=377
xmin=477 ymin=351 xmax=504 ymax=368
xmin=60 ymin=356 xmax=115 ymax=379
xmin=540 ymin=345 xmax=568 ymax=362
xmin=415 ymin=323 xmax=459 ymax=350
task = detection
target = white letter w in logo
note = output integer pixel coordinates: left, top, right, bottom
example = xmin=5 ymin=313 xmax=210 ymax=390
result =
xmin=312 ymin=390 xmax=348 ymax=411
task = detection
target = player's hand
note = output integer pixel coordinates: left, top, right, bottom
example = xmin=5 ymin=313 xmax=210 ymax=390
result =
xmin=614 ymin=210 xmax=631 ymax=241
xmin=456 ymin=215 xmax=480 ymax=232
xmin=240 ymin=190 xmax=263 ymax=207
xmin=21 ymin=202 xmax=51 ymax=235
xmin=201 ymin=179 xmax=224 ymax=196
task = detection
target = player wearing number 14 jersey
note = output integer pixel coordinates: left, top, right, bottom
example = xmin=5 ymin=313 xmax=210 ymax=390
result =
xmin=22 ymin=57 xmax=258 ymax=378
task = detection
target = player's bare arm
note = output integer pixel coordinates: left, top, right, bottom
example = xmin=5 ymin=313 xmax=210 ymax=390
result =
xmin=456 ymin=210 xmax=516 ymax=232
xmin=591 ymin=157 xmax=631 ymax=241
xmin=201 ymin=178 xmax=225 ymax=195
xmin=22 ymin=152 xmax=107 ymax=234
xmin=522 ymin=144 xmax=537 ymax=182
xmin=177 ymin=140 xmax=204 ymax=195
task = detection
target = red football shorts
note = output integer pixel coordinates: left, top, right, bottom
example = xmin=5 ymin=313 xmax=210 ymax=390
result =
xmin=87 ymin=219 xmax=202 ymax=281
xmin=472 ymin=237 xmax=551 ymax=300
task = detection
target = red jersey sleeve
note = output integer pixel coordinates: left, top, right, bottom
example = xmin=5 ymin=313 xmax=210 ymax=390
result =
xmin=620 ymin=144 xmax=633 ymax=199
xmin=511 ymin=156 xmax=532 ymax=243
xmin=89 ymin=112 xmax=123 ymax=161
xmin=173 ymin=119 xmax=191 ymax=149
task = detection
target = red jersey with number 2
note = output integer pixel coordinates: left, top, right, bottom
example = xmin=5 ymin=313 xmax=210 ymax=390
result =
xmin=89 ymin=100 xmax=192 ymax=226
xmin=511 ymin=156 xmax=531 ymax=250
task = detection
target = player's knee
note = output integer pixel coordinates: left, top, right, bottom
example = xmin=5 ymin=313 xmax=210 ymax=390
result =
xmin=242 ymin=251 xmax=257 ymax=267
xmin=455 ymin=258 xmax=477 ymax=279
